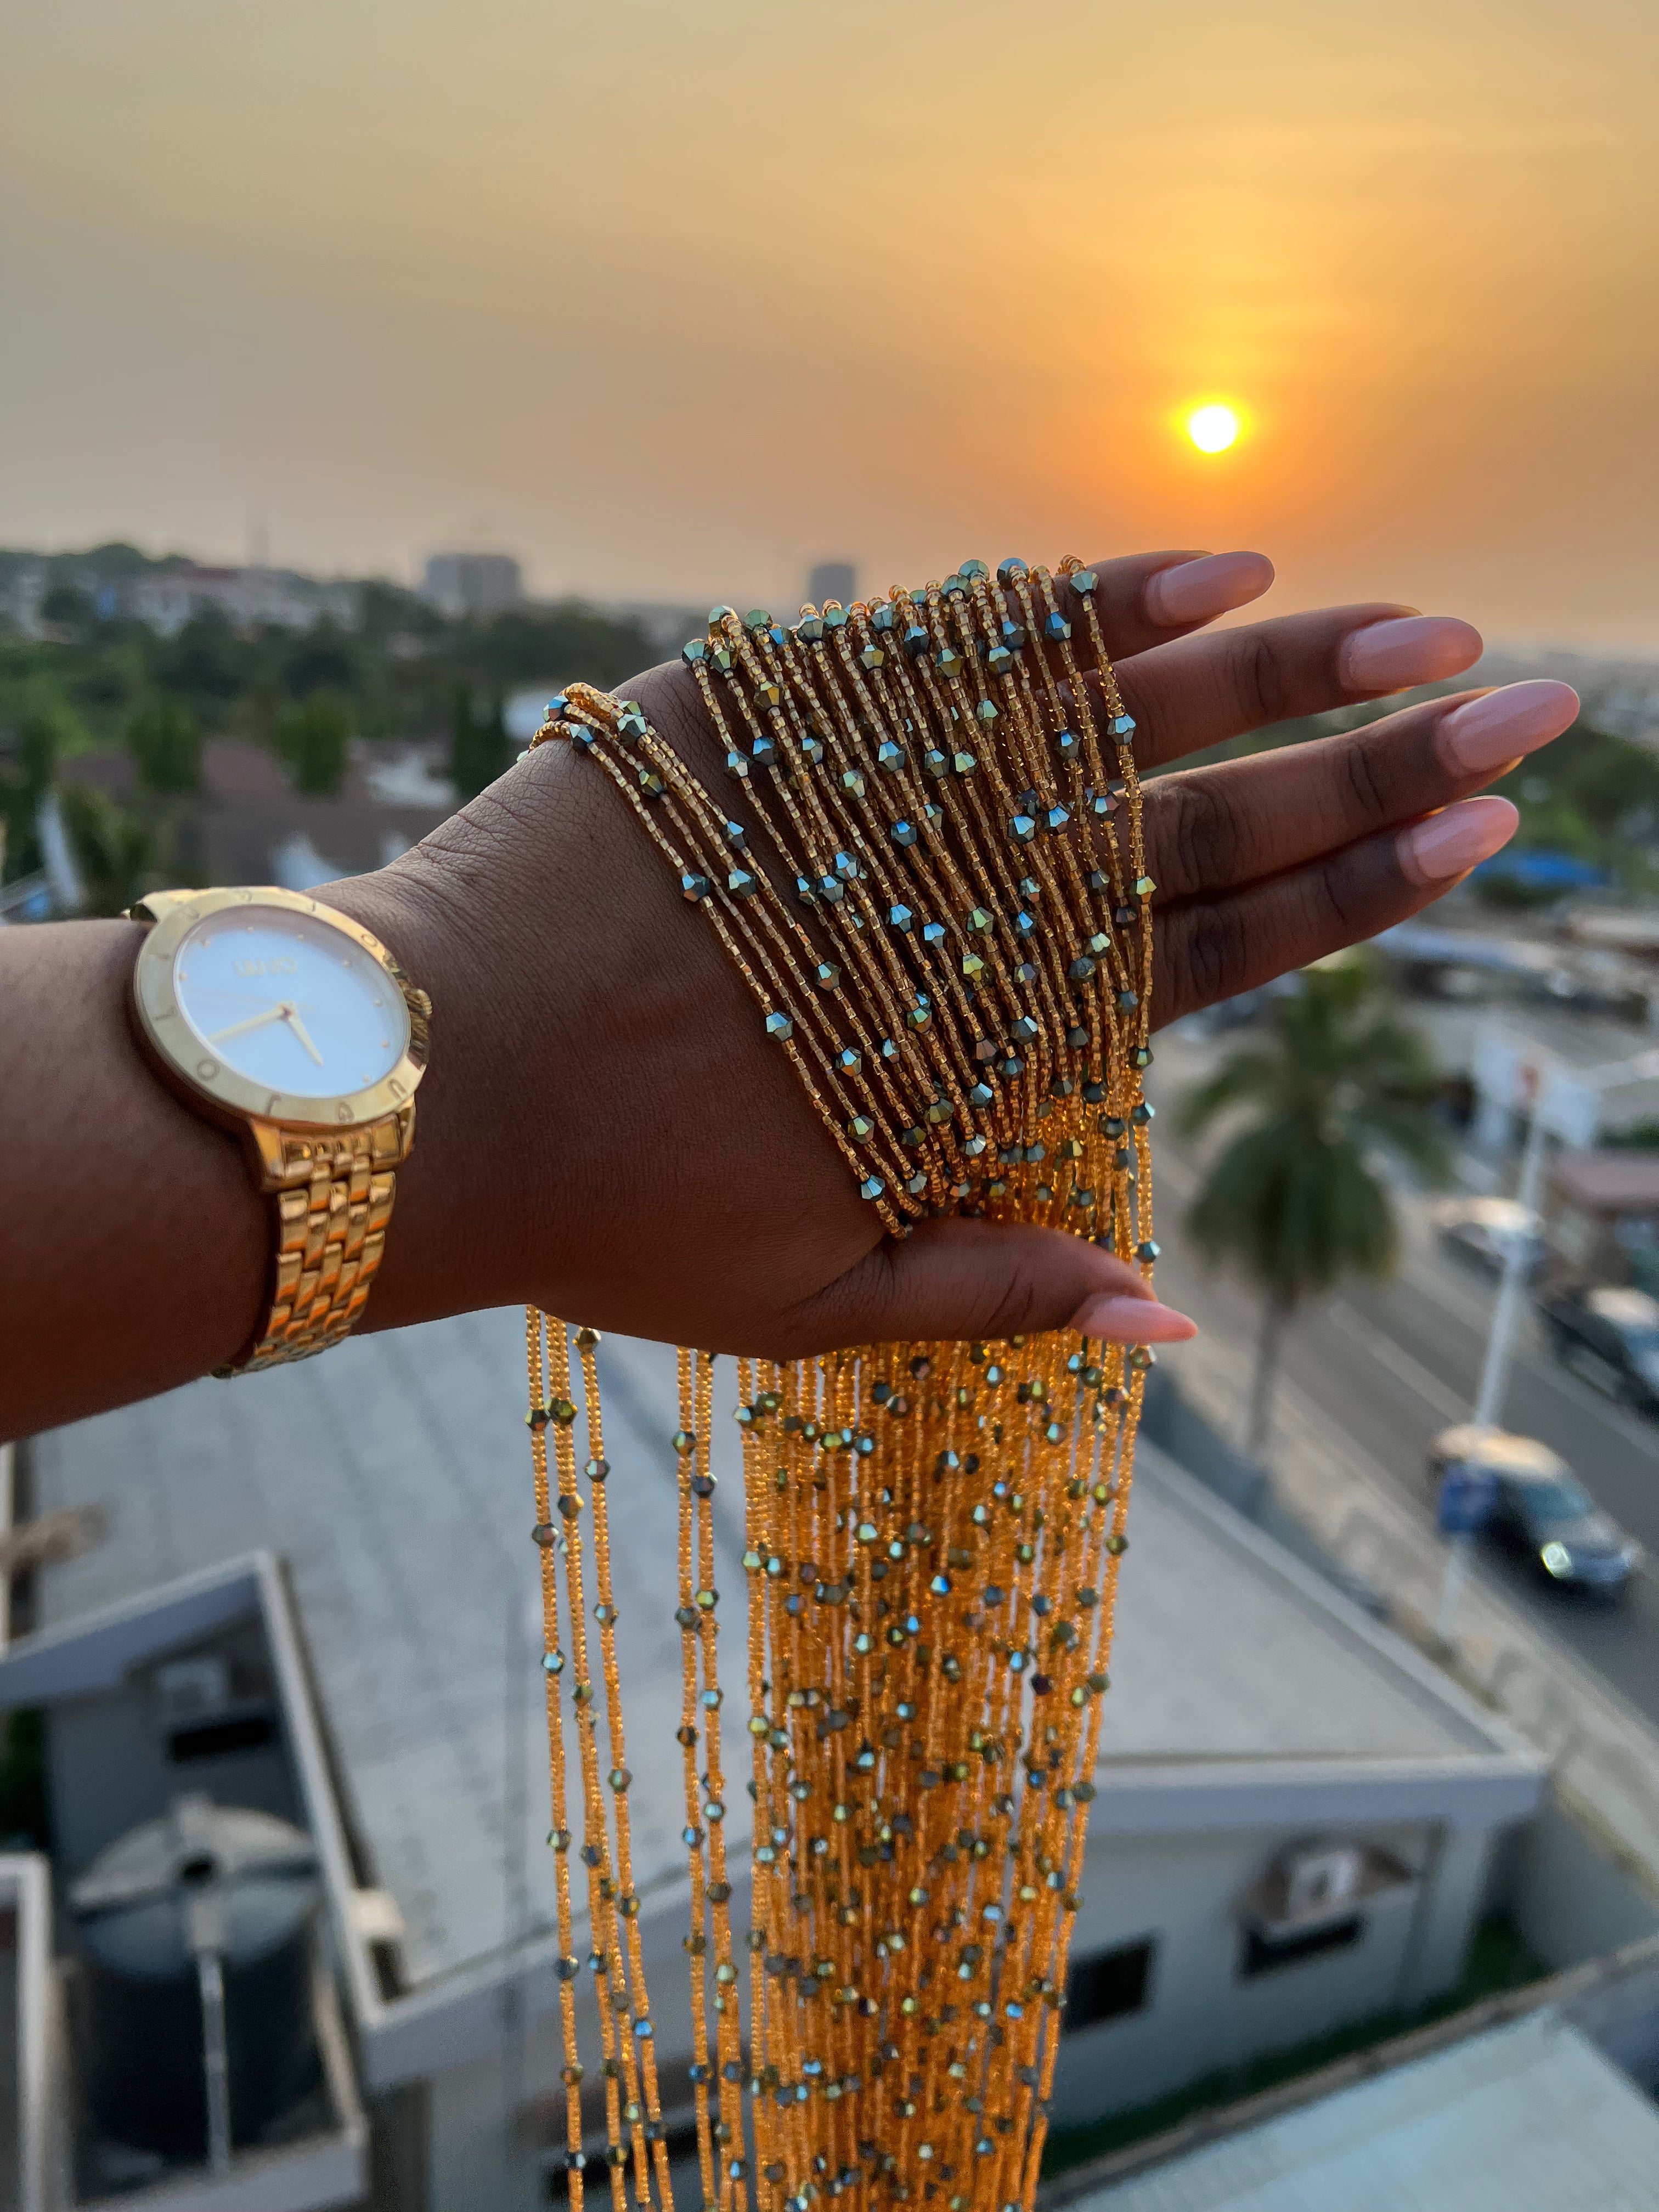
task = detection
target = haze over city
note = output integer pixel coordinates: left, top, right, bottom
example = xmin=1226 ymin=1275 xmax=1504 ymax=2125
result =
xmin=5 ymin=0 xmax=1657 ymax=643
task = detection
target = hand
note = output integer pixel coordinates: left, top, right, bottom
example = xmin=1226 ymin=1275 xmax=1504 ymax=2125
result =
xmin=335 ymin=548 xmax=1576 ymax=1363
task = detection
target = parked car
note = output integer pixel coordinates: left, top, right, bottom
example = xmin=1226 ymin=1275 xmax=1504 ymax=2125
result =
xmin=1431 ymin=1196 xmax=1547 ymax=1279
xmin=1426 ymin=1424 xmax=1639 ymax=1599
xmin=1538 ymin=1283 xmax=1659 ymax=1412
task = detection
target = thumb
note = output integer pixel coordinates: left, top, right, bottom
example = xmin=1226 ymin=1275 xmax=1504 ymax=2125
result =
xmin=783 ymin=1217 xmax=1198 ymax=1355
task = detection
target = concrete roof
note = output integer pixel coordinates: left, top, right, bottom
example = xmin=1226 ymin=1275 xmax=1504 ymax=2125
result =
xmin=1054 ymin=2007 xmax=1659 ymax=2212
xmin=24 ymin=1313 xmax=1539 ymax=1995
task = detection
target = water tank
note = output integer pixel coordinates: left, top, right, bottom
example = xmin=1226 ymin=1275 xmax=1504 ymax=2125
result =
xmin=69 ymin=1793 xmax=320 ymax=2159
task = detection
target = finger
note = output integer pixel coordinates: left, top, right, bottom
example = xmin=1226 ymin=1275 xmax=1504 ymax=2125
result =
xmin=1143 ymin=680 xmax=1579 ymax=901
xmin=1153 ymin=794 xmax=1518 ymax=1023
xmin=771 ymin=1218 xmax=1196 ymax=1357
xmin=1045 ymin=548 xmax=1276 ymax=667
xmin=1114 ymin=606 xmax=1483 ymax=770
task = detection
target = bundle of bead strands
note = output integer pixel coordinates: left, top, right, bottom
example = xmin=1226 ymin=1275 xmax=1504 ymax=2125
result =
xmin=522 ymin=557 xmax=1158 ymax=2212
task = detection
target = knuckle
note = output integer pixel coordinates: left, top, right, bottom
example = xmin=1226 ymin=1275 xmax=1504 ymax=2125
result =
xmin=1335 ymin=731 xmax=1391 ymax=830
xmin=1167 ymin=902 xmax=1252 ymax=1014
xmin=1232 ymin=631 xmax=1291 ymax=727
xmin=1160 ymin=772 xmax=1244 ymax=890
xmin=977 ymin=1258 xmax=1054 ymax=1341
xmin=1309 ymin=847 xmax=1372 ymax=940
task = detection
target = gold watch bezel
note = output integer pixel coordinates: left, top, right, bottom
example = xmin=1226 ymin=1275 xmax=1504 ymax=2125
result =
xmin=130 ymin=884 xmax=428 ymax=1132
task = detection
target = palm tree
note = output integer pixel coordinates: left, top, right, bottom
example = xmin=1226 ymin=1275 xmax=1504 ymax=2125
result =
xmin=1179 ymin=955 xmax=1447 ymax=1458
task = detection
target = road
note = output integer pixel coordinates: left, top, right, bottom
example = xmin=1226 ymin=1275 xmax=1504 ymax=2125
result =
xmin=1146 ymin=1030 xmax=1659 ymax=1725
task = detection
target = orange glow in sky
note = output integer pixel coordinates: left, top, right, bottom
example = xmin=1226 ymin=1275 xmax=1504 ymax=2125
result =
xmin=3 ymin=1 xmax=1657 ymax=642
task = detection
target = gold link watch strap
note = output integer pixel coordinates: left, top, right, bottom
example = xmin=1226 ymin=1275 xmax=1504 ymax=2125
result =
xmin=224 ymin=1110 xmax=415 ymax=1375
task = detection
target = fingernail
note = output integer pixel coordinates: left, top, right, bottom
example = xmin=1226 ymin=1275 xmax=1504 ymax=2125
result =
xmin=1144 ymin=550 xmax=1274 ymax=627
xmin=1398 ymin=796 xmax=1518 ymax=887
xmin=1341 ymin=614 xmax=1483 ymax=693
xmin=1069 ymin=1293 xmax=1198 ymax=1344
xmin=1439 ymin=680 xmax=1580 ymax=775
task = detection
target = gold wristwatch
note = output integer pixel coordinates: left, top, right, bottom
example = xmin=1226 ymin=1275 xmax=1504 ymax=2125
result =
xmin=127 ymin=885 xmax=430 ymax=1375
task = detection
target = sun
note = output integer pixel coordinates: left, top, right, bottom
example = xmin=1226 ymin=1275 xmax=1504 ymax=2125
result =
xmin=1186 ymin=403 xmax=1240 ymax=454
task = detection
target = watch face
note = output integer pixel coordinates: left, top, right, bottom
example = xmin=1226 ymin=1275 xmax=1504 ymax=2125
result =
xmin=171 ymin=905 xmax=411 ymax=1102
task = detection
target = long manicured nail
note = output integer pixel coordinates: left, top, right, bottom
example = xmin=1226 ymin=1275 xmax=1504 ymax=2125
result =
xmin=1439 ymin=679 xmax=1579 ymax=775
xmin=1341 ymin=614 xmax=1483 ymax=693
xmin=1399 ymin=795 xmax=1518 ymax=887
xmin=1144 ymin=550 xmax=1275 ymax=627
xmin=1069 ymin=1293 xmax=1198 ymax=1344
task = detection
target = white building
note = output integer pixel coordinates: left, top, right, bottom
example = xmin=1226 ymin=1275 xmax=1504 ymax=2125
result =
xmin=2 ymin=1319 xmax=1551 ymax=2209
xmin=125 ymin=566 xmax=360 ymax=637
xmin=420 ymin=554 xmax=523 ymax=622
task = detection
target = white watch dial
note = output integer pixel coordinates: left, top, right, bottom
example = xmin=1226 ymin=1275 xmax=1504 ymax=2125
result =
xmin=171 ymin=906 xmax=411 ymax=1101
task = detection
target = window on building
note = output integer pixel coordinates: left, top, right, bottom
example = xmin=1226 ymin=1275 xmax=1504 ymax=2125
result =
xmin=1062 ymin=1936 xmax=1155 ymax=2032
xmin=1239 ymin=1913 xmax=1363 ymax=1979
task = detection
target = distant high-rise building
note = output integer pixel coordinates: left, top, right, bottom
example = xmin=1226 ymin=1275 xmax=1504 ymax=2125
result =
xmin=422 ymin=552 xmax=524 ymax=621
xmin=808 ymin=560 xmax=856 ymax=610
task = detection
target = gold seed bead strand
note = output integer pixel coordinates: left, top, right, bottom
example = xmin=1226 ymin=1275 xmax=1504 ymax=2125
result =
xmin=673 ymin=1358 xmax=720 ymax=2212
xmin=730 ymin=623 xmax=974 ymax=1193
xmin=555 ymin=712 xmax=912 ymax=1235
xmin=553 ymin=1318 xmax=641 ymax=2212
xmin=577 ymin=1327 xmax=670 ymax=2209
xmin=527 ymin=1310 xmax=592 ymax=2212
xmin=545 ymin=1321 xmax=633 ymax=2212
xmin=692 ymin=1352 xmax=751 ymax=2212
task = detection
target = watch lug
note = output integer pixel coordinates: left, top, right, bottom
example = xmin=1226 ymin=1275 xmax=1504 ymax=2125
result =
xmin=126 ymin=888 xmax=193 ymax=926
xmin=242 ymin=1119 xmax=290 ymax=1192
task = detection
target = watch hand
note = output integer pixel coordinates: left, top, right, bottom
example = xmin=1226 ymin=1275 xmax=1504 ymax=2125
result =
xmin=207 ymin=1005 xmax=290 ymax=1045
xmin=283 ymin=1008 xmax=326 ymax=1066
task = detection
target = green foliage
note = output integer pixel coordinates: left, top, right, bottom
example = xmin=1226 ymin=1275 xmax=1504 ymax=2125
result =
xmin=449 ymin=685 xmax=512 ymax=799
xmin=125 ymin=696 xmax=201 ymax=794
xmin=58 ymin=784 xmax=156 ymax=916
xmin=3 ymin=544 xmax=656 ymax=759
xmin=273 ymin=691 xmax=352 ymax=795
xmin=1494 ymin=721 xmax=1659 ymax=892
xmin=0 ymin=678 xmax=88 ymax=881
xmin=1182 ymin=958 xmax=1446 ymax=1301
xmin=458 ymin=605 xmax=653 ymax=692
xmin=153 ymin=610 xmax=250 ymax=717
xmin=1181 ymin=957 xmax=1447 ymax=1449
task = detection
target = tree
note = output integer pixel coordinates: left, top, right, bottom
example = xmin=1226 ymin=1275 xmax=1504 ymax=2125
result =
xmin=273 ymin=692 xmax=352 ymax=795
xmin=125 ymin=696 xmax=201 ymax=794
xmin=449 ymin=684 xmax=512 ymax=799
xmin=58 ymin=785 xmax=155 ymax=916
xmin=0 ymin=681 xmax=86 ymax=882
xmin=1178 ymin=956 xmax=1447 ymax=1458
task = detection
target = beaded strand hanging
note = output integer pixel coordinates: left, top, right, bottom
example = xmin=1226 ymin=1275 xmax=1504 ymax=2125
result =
xmin=522 ymin=557 xmax=1156 ymax=2212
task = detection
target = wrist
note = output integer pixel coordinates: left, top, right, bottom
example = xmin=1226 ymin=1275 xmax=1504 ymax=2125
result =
xmin=316 ymin=857 xmax=523 ymax=1334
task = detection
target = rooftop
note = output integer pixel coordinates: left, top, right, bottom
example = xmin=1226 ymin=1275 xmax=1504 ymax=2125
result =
xmin=23 ymin=1314 xmax=1539 ymax=1999
xmin=1046 ymin=1961 xmax=1659 ymax=2212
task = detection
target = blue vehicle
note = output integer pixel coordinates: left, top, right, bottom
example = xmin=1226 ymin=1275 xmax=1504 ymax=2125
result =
xmin=1426 ymin=1425 xmax=1639 ymax=1600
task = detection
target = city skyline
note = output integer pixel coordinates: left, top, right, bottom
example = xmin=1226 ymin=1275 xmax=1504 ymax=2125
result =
xmin=4 ymin=1 xmax=1657 ymax=645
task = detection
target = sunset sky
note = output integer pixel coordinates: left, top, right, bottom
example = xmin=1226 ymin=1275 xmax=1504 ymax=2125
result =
xmin=4 ymin=1 xmax=1657 ymax=644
